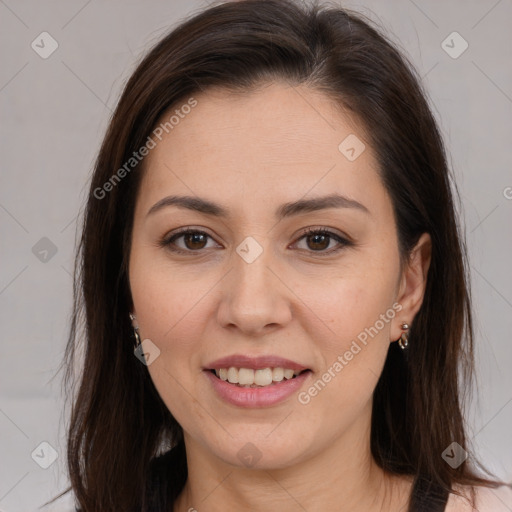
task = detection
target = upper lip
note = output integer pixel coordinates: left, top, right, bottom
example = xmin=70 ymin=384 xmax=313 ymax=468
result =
xmin=204 ymin=354 xmax=310 ymax=372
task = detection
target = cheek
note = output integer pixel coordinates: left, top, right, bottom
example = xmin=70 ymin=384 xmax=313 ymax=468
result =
xmin=147 ymin=358 xmax=215 ymax=445
xmin=134 ymin=278 xmax=212 ymax=434
xmin=297 ymin=263 xmax=398 ymax=405
xmin=130 ymin=252 xmax=215 ymax=344
xmin=129 ymin=256 xmax=209 ymax=404
xmin=302 ymin=262 xmax=398 ymax=350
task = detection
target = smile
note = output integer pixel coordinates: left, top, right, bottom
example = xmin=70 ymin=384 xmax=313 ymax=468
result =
xmin=211 ymin=367 xmax=306 ymax=387
xmin=203 ymin=354 xmax=312 ymax=407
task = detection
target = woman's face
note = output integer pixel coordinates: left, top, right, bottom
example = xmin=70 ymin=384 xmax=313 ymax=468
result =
xmin=129 ymin=82 xmax=425 ymax=469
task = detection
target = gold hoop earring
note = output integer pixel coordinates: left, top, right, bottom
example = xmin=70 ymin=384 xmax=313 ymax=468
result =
xmin=398 ymin=322 xmax=409 ymax=350
xmin=130 ymin=313 xmax=142 ymax=348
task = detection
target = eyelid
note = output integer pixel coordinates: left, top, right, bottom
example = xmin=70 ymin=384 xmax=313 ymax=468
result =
xmin=294 ymin=225 xmax=352 ymax=242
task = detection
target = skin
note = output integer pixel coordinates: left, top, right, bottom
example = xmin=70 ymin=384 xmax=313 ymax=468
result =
xmin=128 ymin=81 xmax=431 ymax=512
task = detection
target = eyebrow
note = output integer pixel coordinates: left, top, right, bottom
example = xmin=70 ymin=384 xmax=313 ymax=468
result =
xmin=146 ymin=193 xmax=370 ymax=219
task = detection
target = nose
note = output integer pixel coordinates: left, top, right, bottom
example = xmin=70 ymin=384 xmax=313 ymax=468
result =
xmin=216 ymin=245 xmax=293 ymax=337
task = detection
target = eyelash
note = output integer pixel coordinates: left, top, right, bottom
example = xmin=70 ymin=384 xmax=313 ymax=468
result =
xmin=159 ymin=226 xmax=353 ymax=256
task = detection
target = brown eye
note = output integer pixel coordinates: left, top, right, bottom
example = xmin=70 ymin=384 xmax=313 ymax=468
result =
xmin=181 ymin=232 xmax=208 ymax=250
xmin=161 ymin=229 xmax=219 ymax=254
xmin=293 ymin=228 xmax=352 ymax=254
xmin=305 ymin=232 xmax=331 ymax=251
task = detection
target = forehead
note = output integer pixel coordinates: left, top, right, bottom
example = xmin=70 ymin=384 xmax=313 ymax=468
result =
xmin=138 ymin=81 xmax=383 ymax=215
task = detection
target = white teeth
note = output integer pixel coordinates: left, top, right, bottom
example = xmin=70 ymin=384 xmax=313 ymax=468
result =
xmin=272 ymin=367 xmax=284 ymax=381
xmin=254 ymin=368 xmax=273 ymax=386
xmin=283 ymin=369 xmax=294 ymax=379
xmin=238 ymin=368 xmax=254 ymax=385
xmin=216 ymin=366 xmax=304 ymax=387
xmin=227 ymin=367 xmax=239 ymax=384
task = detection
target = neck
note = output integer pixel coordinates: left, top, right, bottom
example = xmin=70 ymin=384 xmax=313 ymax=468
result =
xmin=174 ymin=413 xmax=412 ymax=512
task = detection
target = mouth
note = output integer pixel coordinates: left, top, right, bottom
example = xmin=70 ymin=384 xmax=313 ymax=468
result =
xmin=203 ymin=355 xmax=312 ymax=406
xmin=208 ymin=367 xmax=312 ymax=388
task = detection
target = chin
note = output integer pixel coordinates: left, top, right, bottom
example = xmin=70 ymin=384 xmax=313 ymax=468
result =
xmin=206 ymin=432 xmax=310 ymax=470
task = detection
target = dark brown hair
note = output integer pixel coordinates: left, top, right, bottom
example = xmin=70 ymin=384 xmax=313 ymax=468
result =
xmin=46 ymin=0 xmax=501 ymax=510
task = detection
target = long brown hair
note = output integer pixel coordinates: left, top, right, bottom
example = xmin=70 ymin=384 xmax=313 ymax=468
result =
xmin=46 ymin=0 xmax=500 ymax=510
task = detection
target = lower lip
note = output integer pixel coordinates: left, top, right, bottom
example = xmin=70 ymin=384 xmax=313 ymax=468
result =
xmin=204 ymin=370 xmax=311 ymax=408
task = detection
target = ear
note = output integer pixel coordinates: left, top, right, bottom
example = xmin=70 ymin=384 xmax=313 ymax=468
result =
xmin=391 ymin=232 xmax=432 ymax=341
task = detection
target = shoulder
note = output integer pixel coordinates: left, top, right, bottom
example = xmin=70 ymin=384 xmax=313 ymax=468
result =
xmin=445 ymin=484 xmax=512 ymax=511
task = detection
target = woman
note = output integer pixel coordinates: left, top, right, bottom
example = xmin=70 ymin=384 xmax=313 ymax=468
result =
xmin=47 ymin=0 xmax=511 ymax=510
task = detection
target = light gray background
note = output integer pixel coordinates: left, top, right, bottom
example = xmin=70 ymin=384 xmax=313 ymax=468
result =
xmin=1 ymin=0 xmax=511 ymax=510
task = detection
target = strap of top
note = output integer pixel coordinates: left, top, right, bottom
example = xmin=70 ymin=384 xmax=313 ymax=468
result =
xmin=409 ymin=476 xmax=450 ymax=512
